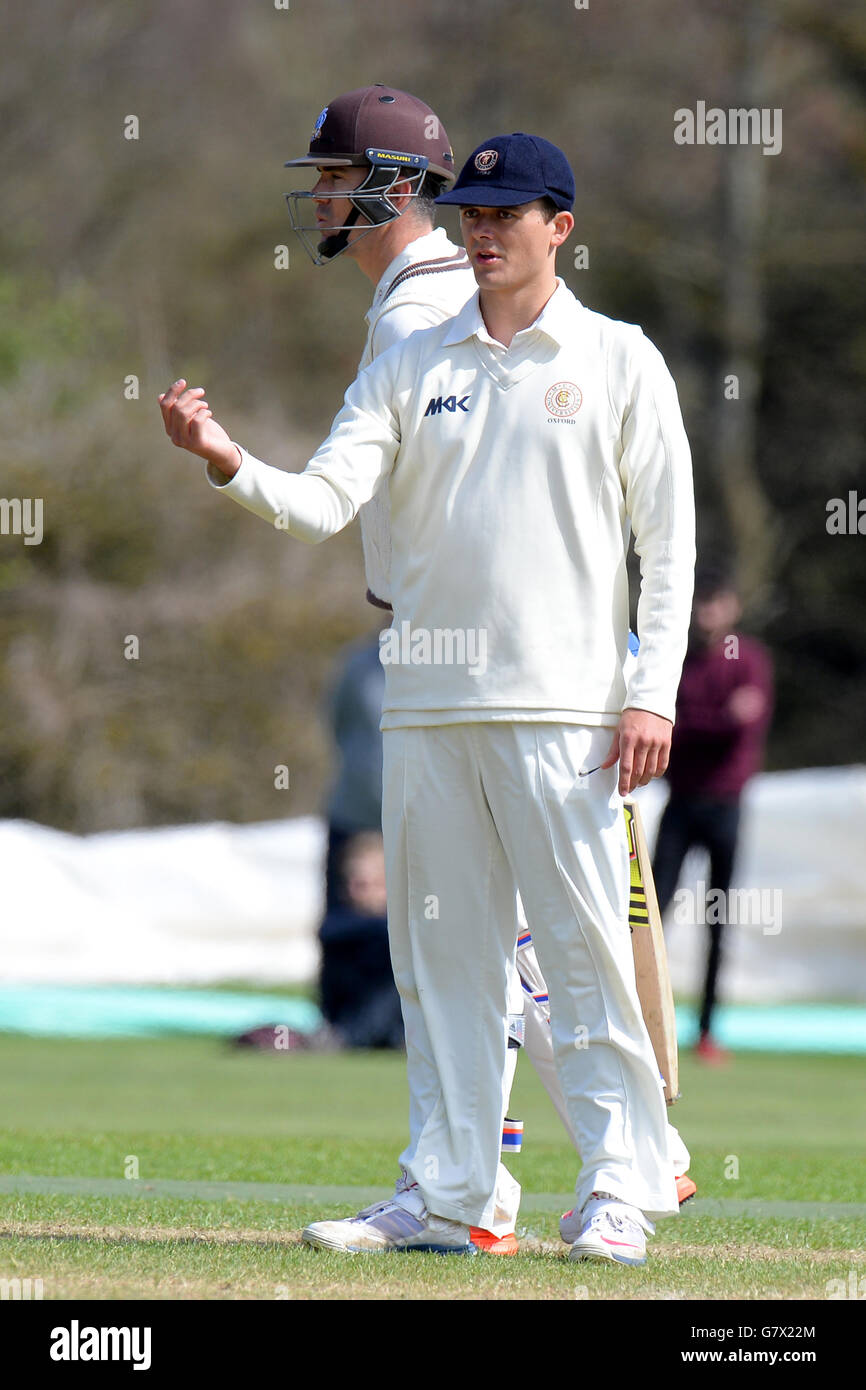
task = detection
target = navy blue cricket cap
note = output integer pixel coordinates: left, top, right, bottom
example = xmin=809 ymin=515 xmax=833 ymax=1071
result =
xmin=435 ymin=132 xmax=574 ymax=211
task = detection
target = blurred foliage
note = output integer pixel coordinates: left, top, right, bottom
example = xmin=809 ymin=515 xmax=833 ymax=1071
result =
xmin=0 ymin=0 xmax=864 ymax=831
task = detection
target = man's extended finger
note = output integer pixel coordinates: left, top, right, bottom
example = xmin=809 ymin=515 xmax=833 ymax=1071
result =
xmin=599 ymin=730 xmax=619 ymax=771
xmin=637 ymin=750 xmax=659 ymax=787
xmin=160 ymin=379 xmax=188 ymax=409
xmin=159 ymin=388 xmax=177 ymax=428
xmin=160 ymin=380 xmax=192 ymax=435
xmin=161 ymin=380 xmax=195 ymax=418
xmin=622 ymin=739 xmax=650 ymax=795
xmin=618 ymin=748 xmax=634 ymax=795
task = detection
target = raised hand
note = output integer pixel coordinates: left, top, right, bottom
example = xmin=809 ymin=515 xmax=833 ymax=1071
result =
xmin=158 ymin=379 xmax=241 ymax=479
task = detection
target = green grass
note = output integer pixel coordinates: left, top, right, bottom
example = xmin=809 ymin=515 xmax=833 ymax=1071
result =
xmin=0 ymin=1036 xmax=864 ymax=1299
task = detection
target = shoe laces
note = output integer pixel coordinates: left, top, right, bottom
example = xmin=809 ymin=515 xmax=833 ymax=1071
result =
xmin=355 ymin=1198 xmax=396 ymax=1222
xmin=356 ymin=1179 xmax=422 ymax=1224
xmin=591 ymin=1207 xmax=642 ymax=1239
xmin=600 ymin=1210 xmax=628 ymax=1232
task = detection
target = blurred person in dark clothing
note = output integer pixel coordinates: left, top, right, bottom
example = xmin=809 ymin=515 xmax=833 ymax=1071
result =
xmin=316 ymin=629 xmax=403 ymax=1050
xmin=319 ymin=830 xmax=403 ymax=1050
xmin=652 ymin=565 xmax=774 ymax=1063
xmin=323 ymin=627 xmax=387 ymax=909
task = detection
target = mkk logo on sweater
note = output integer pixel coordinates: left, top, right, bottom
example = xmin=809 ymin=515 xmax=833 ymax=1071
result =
xmin=424 ymin=393 xmax=471 ymax=417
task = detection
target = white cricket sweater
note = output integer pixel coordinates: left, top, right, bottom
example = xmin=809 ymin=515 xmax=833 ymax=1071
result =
xmin=209 ymin=280 xmax=696 ymax=726
xmin=356 ymin=227 xmax=475 ymax=606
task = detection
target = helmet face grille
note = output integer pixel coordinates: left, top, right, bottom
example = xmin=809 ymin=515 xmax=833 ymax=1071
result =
xmin=284 ymin=160 xmax=429 ymax=267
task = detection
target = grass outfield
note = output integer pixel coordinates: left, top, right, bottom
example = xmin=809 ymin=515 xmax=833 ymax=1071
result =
xmin=0 ymin=1034 xmax=864 ymax=1300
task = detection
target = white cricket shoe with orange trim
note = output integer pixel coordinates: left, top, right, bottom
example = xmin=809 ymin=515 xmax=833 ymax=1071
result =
xmin=563 ymin=1193 xmax=649 ymax=1267
xmin=302 ymin=1182 xmax=476 ymax=1255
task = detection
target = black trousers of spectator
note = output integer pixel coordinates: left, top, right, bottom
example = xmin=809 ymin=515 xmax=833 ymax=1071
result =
xmin=319 ymin=924 xmax=405 ymax=1050
xmin=325 ymin=824 xmax=353 ymax=911
xmin=652 ymin=797 xmax=741 ymax=1038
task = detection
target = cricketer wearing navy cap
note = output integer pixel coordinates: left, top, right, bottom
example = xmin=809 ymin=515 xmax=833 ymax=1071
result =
xmin=161 ymin=118 xmax=696 ymax=1266
xmin=434 ymin=132 xmax=576 ymax=311
xmin=435 ymin=131 xmax=575 ymax=210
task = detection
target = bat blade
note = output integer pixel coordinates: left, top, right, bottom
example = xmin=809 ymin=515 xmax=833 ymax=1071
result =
xmin=623 ymin=798 xmax=680 ymax=1105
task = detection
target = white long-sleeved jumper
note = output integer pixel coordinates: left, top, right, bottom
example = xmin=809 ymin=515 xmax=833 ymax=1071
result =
xmin=209 ymin=279 xmax=695 ymax=727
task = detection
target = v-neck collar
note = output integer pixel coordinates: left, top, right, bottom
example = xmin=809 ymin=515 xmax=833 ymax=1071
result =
xmin=365 ymin=228 xmax=462 ymax=323
xmin=441 ymin=278 xmax=576 ymax=388
xmin=471 ymin=333 xmax=560 ymax=390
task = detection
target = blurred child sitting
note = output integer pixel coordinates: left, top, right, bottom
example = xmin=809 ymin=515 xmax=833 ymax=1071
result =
xmin=317 ymin=831 xmax=404 ymax=1050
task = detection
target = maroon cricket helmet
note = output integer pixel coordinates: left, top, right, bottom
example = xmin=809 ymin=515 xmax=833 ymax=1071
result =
xmin=284 ymin=85 xmax=456 ymax=265
xmin=285 ymin=84 xmax=455 ymax=181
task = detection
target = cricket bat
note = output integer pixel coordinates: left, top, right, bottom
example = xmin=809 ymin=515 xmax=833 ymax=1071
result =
xmin=623 ymin=799 xmax=680 ymax=1105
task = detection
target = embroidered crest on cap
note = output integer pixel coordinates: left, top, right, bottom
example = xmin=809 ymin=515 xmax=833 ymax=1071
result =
xmin=312 ymin=106 xmax=328 ymax=138
xmin=545 ymin=381 xmax=583 ymax=417
xmin=474 ymin=149 xmax=499 ymax=173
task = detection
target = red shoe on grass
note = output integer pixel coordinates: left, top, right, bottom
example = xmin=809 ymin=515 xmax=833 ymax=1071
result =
xmin=695 ymin=1032 xmax=731 ymax=1065
xmin=470 ymin=1227 xmax=519 ymax=1255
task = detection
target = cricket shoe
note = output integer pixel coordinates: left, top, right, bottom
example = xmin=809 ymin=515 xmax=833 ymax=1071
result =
xmin=302 ymin=1183 xmax=476 ymax=1255
xmin=695 ymin=1032 xmax=731 ymax=1066
xmin=561 ymin=1192 xmax=650 ymax=1267
xmin=469 ymin=1227 xmax=519 ymax=1255
xmin=676 ymin=1173 xmax=697 ymax=1205
xmin=559 ymin=1171 xmax=695 ymax=1242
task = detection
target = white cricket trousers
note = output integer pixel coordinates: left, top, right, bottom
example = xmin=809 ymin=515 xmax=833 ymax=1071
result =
xmin=516 ymin=926 xmax=692 ymax=1182
xmin=382 ymin=721 xmax=680 ymax=1231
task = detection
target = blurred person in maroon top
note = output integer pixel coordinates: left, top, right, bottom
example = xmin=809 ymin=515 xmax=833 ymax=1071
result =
xmin=652 ymin=565 xmax=774 ymax=1062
